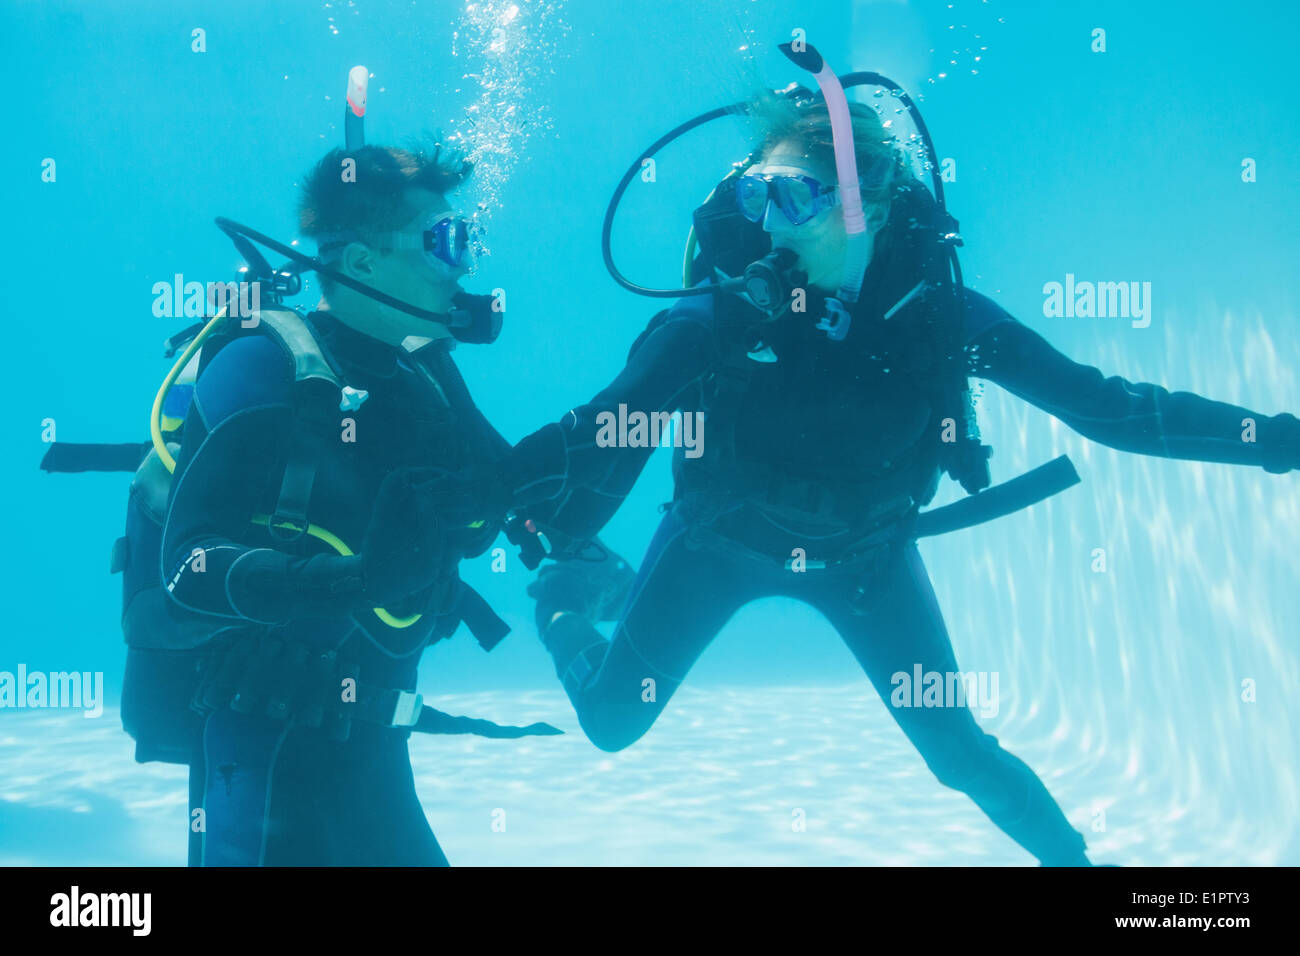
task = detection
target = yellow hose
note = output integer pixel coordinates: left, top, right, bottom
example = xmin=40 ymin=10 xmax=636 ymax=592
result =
xmin=151 ymin=307 xmax=230 ymax=473
xmin=251 ymin=515 xmax=421 ymax=629
xmin=152 ymin=306 xmax=420 ymax=629
xmin=681 ymin=226 xmax=699 ymax=287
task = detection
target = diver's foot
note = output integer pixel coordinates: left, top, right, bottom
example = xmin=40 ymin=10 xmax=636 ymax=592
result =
xmin=1039 ymin=852 xmax=1094 ymax=867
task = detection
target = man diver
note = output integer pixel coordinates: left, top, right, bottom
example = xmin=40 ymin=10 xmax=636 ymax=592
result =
xmin=480 ymin=74 xmax=1300 ymax=866
xmin=159 ymin=142 xmax=544 ymax=866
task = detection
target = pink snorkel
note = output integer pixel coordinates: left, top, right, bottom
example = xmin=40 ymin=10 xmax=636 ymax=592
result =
xmin=778 ymin=42 xmax=870 ymax=339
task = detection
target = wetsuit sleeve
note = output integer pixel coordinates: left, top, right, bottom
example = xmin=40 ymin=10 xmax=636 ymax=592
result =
xmin=967 ymin=292 xmax=1300 ymax=472
xmin=160 ymin=336 xmax=372 ymax=624
xmin=504 ymin=306 xmax=717 ymax=538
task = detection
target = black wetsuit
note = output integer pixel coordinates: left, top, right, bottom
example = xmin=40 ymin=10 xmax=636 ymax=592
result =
xmin=508 ymin=282 xmax=1299 ymax=865
xmin=161 ymin=311 xmax=507 ymax=866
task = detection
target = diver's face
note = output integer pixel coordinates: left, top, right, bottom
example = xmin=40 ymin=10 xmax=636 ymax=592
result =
xmin=748 ymin=138 xmax=887 ymax=294
xmin=370 ymin=189 xmax=467 ymax=315
xmin=748 ymin=140 xmax=847 ymax=293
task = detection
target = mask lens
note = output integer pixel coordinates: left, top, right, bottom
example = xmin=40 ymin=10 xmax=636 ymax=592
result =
xmin=425 ymin=216 xmax=473 ymax=269
xmin=776 ymin=177 xmax=818 ymax=225
xmin=735 ymin=176 xmax=769 ymax=223
xmin=450 ymin=218 xmax=469 ymax=265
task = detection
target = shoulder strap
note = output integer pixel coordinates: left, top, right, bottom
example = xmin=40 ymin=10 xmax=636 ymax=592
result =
xmin=228 ymin=310 xmax=346 ymax=544
xmin=250 ymin=309 xmax=344 ymax=389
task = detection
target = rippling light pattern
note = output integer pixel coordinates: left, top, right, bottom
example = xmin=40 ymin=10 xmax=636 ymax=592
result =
xmin=923 ymin=304 xmax=1300 ymax=865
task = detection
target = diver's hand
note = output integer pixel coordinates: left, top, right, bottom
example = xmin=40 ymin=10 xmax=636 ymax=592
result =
xmin=410 ymin=463 xmax=512 ymax=528
xmin=503 ymin=422 xmax=569 ymax=508
xmin=526 ymin=537 xmax=637 ymax=625
xmin=359 ymin=467 xmax=447 ymax=605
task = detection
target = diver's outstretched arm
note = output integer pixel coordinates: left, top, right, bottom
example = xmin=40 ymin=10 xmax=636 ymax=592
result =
xmin=965 ymin=293 xmax=1299 ymax=473
xmin=503 ymin=303 xmax=718 ymax=538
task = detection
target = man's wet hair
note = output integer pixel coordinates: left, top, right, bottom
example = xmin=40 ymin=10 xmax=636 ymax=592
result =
xmin=298 ymin=140 xmax=472 ymax=291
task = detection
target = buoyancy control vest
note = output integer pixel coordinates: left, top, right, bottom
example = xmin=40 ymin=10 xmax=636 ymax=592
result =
xmin=43 ymin=308 xmax=546 ymax=764
xmin=641 ymin=178 xmax=979 ymax=542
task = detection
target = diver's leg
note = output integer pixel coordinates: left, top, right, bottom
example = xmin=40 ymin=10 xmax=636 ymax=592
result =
xmin=197 ymin=708 xmax=296 ymax=866
xmin=813 ymin=542 xmax=1090 ymax=865
xmin=295 ymin=728 xmax=452 ymax=868
xmin=539 ymin=509 xmax=760 ymax=752
xmin=238 ymin=729 xmax=447 ymax=867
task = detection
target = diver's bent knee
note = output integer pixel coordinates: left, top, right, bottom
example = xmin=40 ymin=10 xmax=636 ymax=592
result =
xmin=922 ymin=735 xmax=1003 ymax=790
xmin=926 ymin=757 xmax=974 ymax=791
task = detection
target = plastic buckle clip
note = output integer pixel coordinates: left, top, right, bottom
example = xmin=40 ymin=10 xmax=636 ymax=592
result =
xmin=265 ymin=511 xmax=310 ymax=544
xmin=816 ymin=297 xmax=852 ymax=342
xmin=390 ymin=690 xmax=423 ymax=728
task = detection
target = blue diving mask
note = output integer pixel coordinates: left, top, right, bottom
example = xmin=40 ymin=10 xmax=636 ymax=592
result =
xmin=423 ymin=214 xmax=475 ymax=270
xmin=317 ymin=213 xmax=480 ymax=274
xmin=736 ymin=173 xmax=840 ymax=227
xmin=387 ymin=213 xmax=479 ymax=272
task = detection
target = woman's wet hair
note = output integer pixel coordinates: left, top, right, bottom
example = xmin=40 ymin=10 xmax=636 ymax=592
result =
xmin=748 ymin=94 xmax=908 ymax=210
xmin=748 ymin=93 xmax=947 ymax=302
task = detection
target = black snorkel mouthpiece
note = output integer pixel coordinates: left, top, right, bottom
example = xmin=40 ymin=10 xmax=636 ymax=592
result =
xmin=447 ymin=291 xmax=504 ymax=344
xmin=741 ymin=247 xmax=798 ymax=314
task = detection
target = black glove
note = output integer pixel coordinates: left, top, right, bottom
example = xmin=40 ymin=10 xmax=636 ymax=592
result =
xmin=502 ymin=422 xmax=569 ymax=509
xmin=407 ymin=463 xmax=512 ymax=529
xmin=358 ymin=466 xmax=448 ymax=606
xmin=526 ymin=537 xmax=637 ymax=632
xmin=224 ymin=467 xmax=447 ymax=623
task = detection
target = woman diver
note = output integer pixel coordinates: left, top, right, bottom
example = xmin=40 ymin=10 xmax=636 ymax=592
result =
xmin=483 ymin=47 xmax=1300 ymax=866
